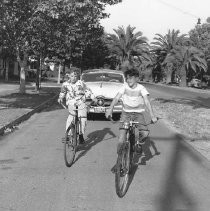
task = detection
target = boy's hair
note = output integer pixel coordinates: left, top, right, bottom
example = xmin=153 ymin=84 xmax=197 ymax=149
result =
xmin=124 ymin=66 xmax=139 ymax=78
xmin=66 ymin=67 xmax=81 ymax=77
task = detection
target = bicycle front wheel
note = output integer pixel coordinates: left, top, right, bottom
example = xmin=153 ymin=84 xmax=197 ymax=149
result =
xmin=64 ymin=125 xmax=77 ymax=167
xmin=115 ymin=142 xmax=130 ymax=198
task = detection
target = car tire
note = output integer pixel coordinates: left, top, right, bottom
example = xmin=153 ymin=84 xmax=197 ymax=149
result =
xmin=112 ymin=113 xmax=121 ymax=121
xmin=87 ymin=113 xmax=94 ymax=120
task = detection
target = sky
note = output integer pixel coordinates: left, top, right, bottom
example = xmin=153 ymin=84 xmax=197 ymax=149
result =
xmin=100 ymin=0 xmax=210 ymax=43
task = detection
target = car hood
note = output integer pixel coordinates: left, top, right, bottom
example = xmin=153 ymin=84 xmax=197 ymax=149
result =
xmin=86 ymin=82 xmax=124 ymax=99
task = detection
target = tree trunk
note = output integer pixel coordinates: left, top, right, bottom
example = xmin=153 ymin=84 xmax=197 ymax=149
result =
xmin=144 ymin=68 xmax=153 ymax=82
xmin=62 ymin=65 xmax=66 ymax=82
xmin=19 ymin=66 xmax=26 ymax=94
xmin=5 ymin=59 xmax=9 ymax=81
xmin=35 ymin=57 xmax=42 ymax=92
xmin=179 ymin=66 xmax=187 ymax=87
xmin=35 ymin=68 xmax=40 ymax=92
xmin=17 ymin=51 xmax=28 ymax=94
xmin=166 ymin=70 xmax=172 ymax=84
xmin=57 ymin=64 xmax=62 ymax=84
xmin=121 ymin=60 xmax=130 ymax=71
xmin=165 ymin=64 xmax=173 ymax=84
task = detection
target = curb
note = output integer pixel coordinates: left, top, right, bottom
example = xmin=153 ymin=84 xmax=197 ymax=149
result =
xmin=0 ymin=93 xmax=59 ymax=136
xmin=172 ymin=131 xmax=210 ymax=165
xmin=160 ymin=118 xmax=210 ymax=162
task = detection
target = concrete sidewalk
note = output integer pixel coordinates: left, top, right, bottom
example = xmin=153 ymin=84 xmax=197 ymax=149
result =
xmin=0 ymin=82 xmax=60 ymax=135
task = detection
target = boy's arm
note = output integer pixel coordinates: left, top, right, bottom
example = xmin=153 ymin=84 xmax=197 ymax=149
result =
xmin=105 ymin=93 xmax=122 ymax=118
xmin=83 ymin=82 xmax=97 ymax=102
xmin=143 ymin=94 xmax=157 ymax=123
xmin=58 ymin=83 xmax=67 ymax=103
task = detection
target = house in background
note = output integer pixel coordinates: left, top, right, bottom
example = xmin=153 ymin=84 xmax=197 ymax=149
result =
xmin=0 ymin=58 xmax=19 ymax=80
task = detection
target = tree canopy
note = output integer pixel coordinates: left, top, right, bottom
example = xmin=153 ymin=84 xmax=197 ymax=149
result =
xmin=0 ymin=0 xmax=122 ymax=92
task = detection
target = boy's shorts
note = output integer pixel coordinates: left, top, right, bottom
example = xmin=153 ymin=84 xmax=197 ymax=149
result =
xmin=119 ymin=111 xmax=148 ymax=131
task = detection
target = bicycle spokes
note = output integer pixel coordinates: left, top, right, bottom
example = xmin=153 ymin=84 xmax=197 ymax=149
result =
xmin=64 ymin=127 xmax=77 ymax=167
xmin=115 ymin=142 xmax=130 ymax=197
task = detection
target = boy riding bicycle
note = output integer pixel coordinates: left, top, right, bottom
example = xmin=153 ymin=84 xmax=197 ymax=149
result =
xmin=106 ymin=66 xmax=157 ymax=153
xmin=58 ymin=68 xmax=96 ymax=144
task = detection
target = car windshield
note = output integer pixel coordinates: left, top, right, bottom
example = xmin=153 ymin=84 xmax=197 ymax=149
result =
xmin=82 ymin=73 xmax=124 ymax=83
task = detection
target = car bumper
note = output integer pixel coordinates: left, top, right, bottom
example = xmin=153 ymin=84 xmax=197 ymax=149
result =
xmin=88 ymin=105 xmax=122 ymax=114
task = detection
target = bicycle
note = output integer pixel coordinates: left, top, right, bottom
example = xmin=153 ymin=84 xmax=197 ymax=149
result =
xmin=114 ymin=119 xmax=157 ymax=198
xmin=61 ymin=102 xmax=89 ymax=167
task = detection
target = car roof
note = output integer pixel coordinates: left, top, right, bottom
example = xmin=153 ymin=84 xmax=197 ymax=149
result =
xmin=82 ymin=69 xmax=124 ymax=75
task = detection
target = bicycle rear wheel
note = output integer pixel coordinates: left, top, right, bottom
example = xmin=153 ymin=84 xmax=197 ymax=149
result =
xmin=64 ymin=125 xmax=77 ymax=167
xmin=115 ymin=142 xmax=130 ymax=198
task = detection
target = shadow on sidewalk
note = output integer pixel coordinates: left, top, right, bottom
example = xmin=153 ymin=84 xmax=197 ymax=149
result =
xmin=154 ymin=134 xmax=203 ymax=211
xmin=110 ymin=136 xmax=161 ymax=197
xmin=140 ymin=137 xmax=161 ymax=165
xmin=110 ymin=132 xmax=206 ymax=210
xmin=73 ymin=127 xmax=116 ymax=164
xmin=0 ymin=87 xmax=59 ymax=109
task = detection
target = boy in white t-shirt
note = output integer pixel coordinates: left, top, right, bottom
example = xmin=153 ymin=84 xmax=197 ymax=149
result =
xmin=106 ymin=67 xmax=157 ymax=153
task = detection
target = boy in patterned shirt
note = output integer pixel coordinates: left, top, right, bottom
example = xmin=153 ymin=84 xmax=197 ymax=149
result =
xmin=106 ymin=66 xmax=157 ymax=153
xmin=58 ymin=68 xmax=96 ymax=144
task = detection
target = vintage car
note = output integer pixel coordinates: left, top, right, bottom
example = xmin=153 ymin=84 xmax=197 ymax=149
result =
xmin=188 ymin=78 xmax=207 ymax=89
xmin=81 ymin=69 xmax=125 ymax=115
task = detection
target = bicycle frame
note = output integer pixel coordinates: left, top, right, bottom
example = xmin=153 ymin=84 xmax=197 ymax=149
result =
xmin=61 ymin=101 xmax=94 ymax=167
xmin=115 ymin=121 xmax=139 ymax=197
xmin=72 ymin=106 xmax=81 ymax=144
xmin=121 ymin=121 xmax=139 ymax=147
xmin=114 ymin=117 xmax=158 ymax=197
xmin=61 ymin=102 xmax=86 ymax=137
xmin=62 ymin=103 xmax=84 ymax=167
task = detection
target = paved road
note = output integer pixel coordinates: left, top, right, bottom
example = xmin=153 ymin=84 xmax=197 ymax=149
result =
xmin=144 ymin=83 xmax=210 ymax=107
xmin=0 ymin=103 xmax=210 ymax=211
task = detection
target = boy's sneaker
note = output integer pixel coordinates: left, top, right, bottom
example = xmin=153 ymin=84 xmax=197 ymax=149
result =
xmin=135 ymin=143 xmax=143 ymax=154
xmin=79 ymin=134 xmax=85 ymax=144
xmin=138 ymin=138 xmax=146 ymax=145
xmin=135 ymin=138 xmax=147 ymax=154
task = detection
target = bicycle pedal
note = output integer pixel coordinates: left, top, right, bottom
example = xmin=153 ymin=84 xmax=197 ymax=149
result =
xmin=120 ymin=167 xmax=129 ymax=176
xmin=135 ymin=144 xmax=143 ymax=154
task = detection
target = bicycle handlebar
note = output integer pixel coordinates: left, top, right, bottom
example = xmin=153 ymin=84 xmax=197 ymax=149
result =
xmin=108 ymin=116 xmax=160 ymax=125
xmin=60 ymin=102 xmax=93 ymax=111
xmin=60 ymin=102 xmax=67 ymax=109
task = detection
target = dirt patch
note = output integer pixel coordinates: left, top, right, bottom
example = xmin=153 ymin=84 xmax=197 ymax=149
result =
xmin=151 ymin=98 xmax=210 ymax=160
xmin=152 ymin=99 xmax=210 ymax=142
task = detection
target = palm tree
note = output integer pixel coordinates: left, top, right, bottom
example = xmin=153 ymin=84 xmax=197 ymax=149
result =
xmin=164 ymin=46 xmax=207 ymax=86
xmin=152 ymin=29 xmax=189 ymax=54
xmin=151 ymin=29 xmax=190 ymax=83
xmin=105 ymin=25 xmax=149 ymax=68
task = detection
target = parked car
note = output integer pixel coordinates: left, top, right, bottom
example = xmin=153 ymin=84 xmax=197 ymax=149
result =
xmin=188 ymin=79 xmax=207 ymax=89
xmin=81 ymin=69 xmax=125 ymax=115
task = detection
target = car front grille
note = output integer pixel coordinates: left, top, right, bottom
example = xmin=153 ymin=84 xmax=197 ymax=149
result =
xmin=86 ymin=97 xmax=114 ymax=107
